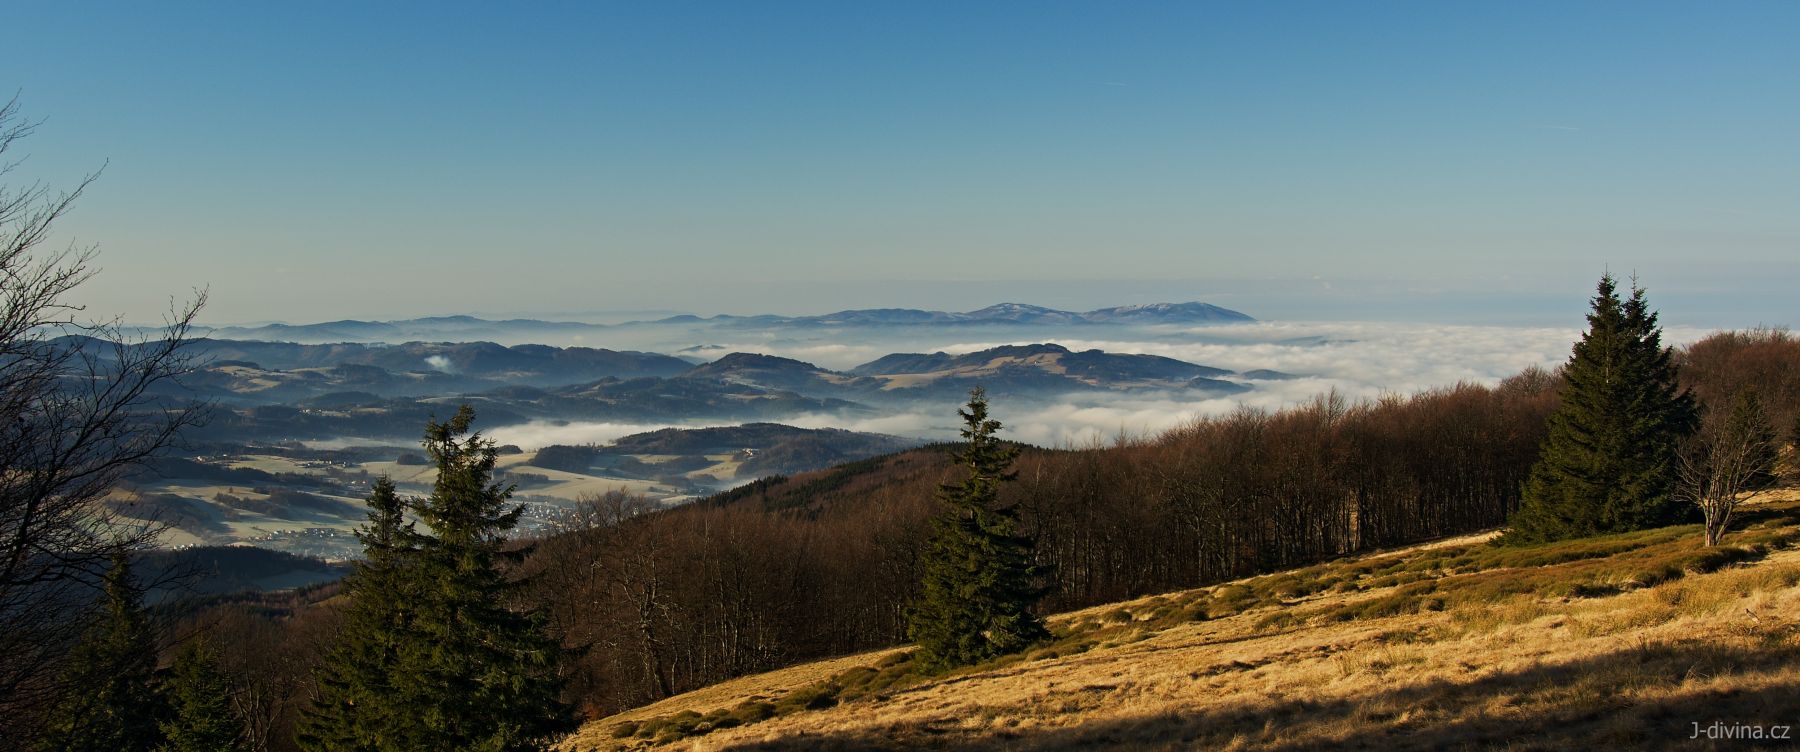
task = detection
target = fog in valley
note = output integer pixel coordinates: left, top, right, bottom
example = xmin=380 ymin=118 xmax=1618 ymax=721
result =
xmin=476 ymin=318 xmax=1712 ymax=449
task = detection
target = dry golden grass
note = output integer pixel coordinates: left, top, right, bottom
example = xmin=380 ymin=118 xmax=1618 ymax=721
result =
xmin=561 ymin=488 xmax=1800 ymax=751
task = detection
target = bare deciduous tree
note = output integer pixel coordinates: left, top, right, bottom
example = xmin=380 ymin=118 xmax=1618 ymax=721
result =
xmin=0 ymin=96 xmax=206 ymax=724
xmin=1678 ymin=389 xmax=1778 ymax=546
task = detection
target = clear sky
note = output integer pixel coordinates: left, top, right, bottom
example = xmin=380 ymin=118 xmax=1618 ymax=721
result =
xmin=4 ymin=2 xmax=1795 ymax=327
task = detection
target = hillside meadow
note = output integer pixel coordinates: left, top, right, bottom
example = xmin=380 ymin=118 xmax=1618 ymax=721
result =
xmin=562 ymin=487 xmax=1800 ymax=751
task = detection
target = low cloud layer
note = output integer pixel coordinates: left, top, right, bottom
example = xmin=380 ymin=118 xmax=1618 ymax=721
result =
xmin=483 ymin=321 xmax=1718 ymax=451
xmin=762 ymin=322 xmax=1716 ymax=446
xmin=932 ymin=321 xmax=1591 ymax=397
xmin=905 ymin=321 xmax=1710 ymax=445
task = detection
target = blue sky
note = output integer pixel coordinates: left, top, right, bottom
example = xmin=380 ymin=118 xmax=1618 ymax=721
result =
xmin=4 ymin=2 xmax=1795 ymax=326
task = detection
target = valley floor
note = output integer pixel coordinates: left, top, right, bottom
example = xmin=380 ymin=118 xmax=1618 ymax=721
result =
xmin=562 ymin=488 xmax=1800 ymax=751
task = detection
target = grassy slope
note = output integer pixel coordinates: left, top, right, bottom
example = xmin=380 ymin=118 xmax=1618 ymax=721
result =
xmin=561 ymin=488 xmax=1800 ymax=751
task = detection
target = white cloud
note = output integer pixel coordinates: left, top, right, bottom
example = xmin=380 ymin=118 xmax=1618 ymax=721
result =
xmin=774 ymin=322 xmax=1715 ymax=446
xmin=486 ymin=322 xmax=1721 ymax=450
xmin=926 ymin=320 xmax=1714 ymax=397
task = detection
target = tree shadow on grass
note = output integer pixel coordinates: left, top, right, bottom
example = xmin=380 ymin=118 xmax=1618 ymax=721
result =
xmin=718 ymin=638 xmax=1800 ymax=751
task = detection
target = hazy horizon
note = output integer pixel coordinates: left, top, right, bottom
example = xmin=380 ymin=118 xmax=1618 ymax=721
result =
xmin=182 ymin=277 xmax=1786 ymax=333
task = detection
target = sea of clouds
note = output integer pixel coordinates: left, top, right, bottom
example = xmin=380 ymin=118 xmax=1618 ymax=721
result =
xmin=483 ymin=321 xmax=1716 ymax=450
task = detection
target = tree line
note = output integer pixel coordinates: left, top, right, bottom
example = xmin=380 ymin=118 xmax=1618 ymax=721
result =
xmin=511 ymin=369 xmax=1561 ymax=717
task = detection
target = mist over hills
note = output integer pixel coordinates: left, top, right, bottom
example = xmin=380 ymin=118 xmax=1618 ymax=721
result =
xmin=179 ymin=339 xmax=1265 ymax=400
xmin=173 ymin=339 xmax=1270 ymax=446
xmin=735 ymin=342 xmax=1256 ymax=397
xmin=193 ymin=301 xmax=1253 ymax=344
xmin=185 ymin=338 xmax=691 ymax=389
xmin=115 ymin=318 xmax=1599 ymax=557
xmin=851 ymin=343 xmax=1240 ymax=391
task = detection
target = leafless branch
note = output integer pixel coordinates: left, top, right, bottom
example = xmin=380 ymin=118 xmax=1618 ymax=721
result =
xmin=0 ymin=98 xmax=207 ymax=724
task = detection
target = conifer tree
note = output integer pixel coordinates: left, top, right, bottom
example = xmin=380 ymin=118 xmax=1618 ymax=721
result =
xmin=908 ymin=388 xmax=1049 ymax=672
xmin=387 ymin=406 xmax=572 ymax=751
xmin=1506 ymin=275 xmax=1697 ymax=544
xmin=157 ymin=640 xmax=248 ymax=752
xmin=297 ymin=476 xmax=418 ymax=751
xmin=37 ymin=552 xmax=164 ymax=752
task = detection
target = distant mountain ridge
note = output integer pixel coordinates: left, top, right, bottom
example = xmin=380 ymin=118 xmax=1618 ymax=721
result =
xmin=668 ymin=301 xmax=1254 ymax=328
xmin=196 ymin=302 xmax=1253 ymax=343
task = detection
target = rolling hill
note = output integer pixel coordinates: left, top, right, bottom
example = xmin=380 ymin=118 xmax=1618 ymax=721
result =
xmin=185 ymin=339 xmax=693 ymax=385
xmin=686 ymin=344 xmax=1256 ymax=401
xmin=850 ymin=343 xmax=1248 ymax=395
xmin=114 ymin=422 xmax=924 ymax=557
xmin=175 ymin=342 xmax=1268 ymax=440
xmin=532 ymin=424 xmax=920 ymax=481
xmin=680 ymin=353 xmax=883 ymax=397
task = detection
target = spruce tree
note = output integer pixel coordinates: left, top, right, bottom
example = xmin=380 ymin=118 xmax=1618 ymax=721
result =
xmin=908 ymin=388 xmax=1050 ymax=672
xmin=1506 ymin=275 xmax=1697 ymax=544
xmin=37 ymin=552 xmax=164 ymax=752
xmin=297 ymin=476 xmax=418 ymax=751
xmin=157 ymin=640 xmax=248 ymax=752
xmin=387 ymin=406 xmax=572 ymax=751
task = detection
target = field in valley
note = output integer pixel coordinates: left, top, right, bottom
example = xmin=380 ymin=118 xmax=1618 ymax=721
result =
xmin=115 ymin=449 xmax=706 ymax=558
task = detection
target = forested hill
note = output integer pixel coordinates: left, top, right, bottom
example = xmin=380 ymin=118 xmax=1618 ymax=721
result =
xmin=561 ymin=487 xmax=1800 ymax=751
xmin=519 ymin=373 xmax=1562 ymax=716
xmin=696 ymin=442 xmax=962 ymax=513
